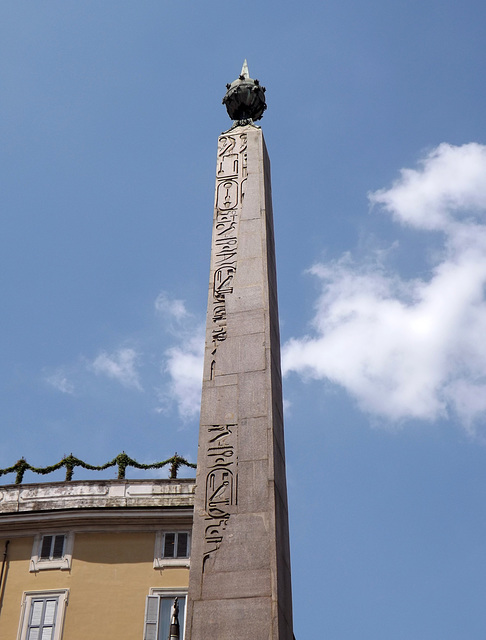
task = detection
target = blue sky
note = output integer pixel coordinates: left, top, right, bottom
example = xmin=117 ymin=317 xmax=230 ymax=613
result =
xmin=2 ymin=1 xmax=486 ymax=638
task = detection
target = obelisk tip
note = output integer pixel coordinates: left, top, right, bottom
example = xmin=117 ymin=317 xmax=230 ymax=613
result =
xmin=240 ymin=59 xmax=250 ymax=79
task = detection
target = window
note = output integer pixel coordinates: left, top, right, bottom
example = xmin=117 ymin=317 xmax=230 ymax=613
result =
xmin=143 ymin=590 xmax=186 ymax=640
xmin=40 ymin=535 xmax=65 ymax=560
xmin=162 ymin=532 xmax=189 ymax=558
xmin=153 ymin=531 xmax=190 ymax=569
xmin=18 ymin=590 xmax=69 ymax=640
xmin=30 ymin=533 xmax=74 ymax=572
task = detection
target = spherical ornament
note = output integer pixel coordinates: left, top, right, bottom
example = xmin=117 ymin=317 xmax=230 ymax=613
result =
xmin=222 ymin=61 xmax=267 ymax=123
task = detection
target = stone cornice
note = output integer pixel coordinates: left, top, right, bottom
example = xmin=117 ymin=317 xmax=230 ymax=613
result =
xmin=0 ymin=478 xmax=195 ymax=536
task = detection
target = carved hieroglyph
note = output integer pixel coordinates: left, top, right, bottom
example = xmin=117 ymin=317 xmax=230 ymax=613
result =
xmin=210 ymin=133 xmax=247 ymax=351
xmin=203 ymin=423 xmax=237 ymax=565
xmin=186 ymin=124 xmax=293 ymax=640
xmin=203 ymin=132 xmax=247 ymax=564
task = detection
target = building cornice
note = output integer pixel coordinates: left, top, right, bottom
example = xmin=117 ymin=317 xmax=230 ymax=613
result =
xmin=0 ymin=478 xmax=195 ymax=536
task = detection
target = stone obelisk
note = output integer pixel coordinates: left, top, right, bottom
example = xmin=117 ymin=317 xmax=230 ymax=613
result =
xmin=185 ymin=62 xmax=293 ymax=640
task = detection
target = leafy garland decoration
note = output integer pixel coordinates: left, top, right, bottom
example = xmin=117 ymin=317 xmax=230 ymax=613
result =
xmin=0 ymin=452 xmax=196 ymax=484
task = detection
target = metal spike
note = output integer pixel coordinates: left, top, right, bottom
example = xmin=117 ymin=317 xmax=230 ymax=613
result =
xmin=240 ymin=59 xmax=250 ymax=79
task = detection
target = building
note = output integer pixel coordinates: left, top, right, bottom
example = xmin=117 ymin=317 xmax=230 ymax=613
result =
xmin=0 ymin=61 xmax=293 ymax=640
xmin=0 ymin=478 xmax=194 ymax=639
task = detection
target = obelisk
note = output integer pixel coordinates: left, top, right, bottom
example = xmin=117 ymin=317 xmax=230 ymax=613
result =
xmin=185 ymin=62 xmax=293 ymax=640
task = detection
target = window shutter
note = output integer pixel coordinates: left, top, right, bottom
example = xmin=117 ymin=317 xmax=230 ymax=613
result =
xmin=43 ymin=599 xmax=57 ymax=625
xmin=52 ymin=535 xmax=65 ymax=559
xmin=177 ymin=533 xmax=188 ymax=558
xmin=144 ymin=595 xmax=159 ymax=640
xmin=40 ymin=536 xmax=52 ymax=559
xmin=30 ymin=600 xmax=44 ymax=626
xmin=163 ymin=533 xmax=175 ymax=558
xmin=27 ymin=598 xmax=58 ymax=640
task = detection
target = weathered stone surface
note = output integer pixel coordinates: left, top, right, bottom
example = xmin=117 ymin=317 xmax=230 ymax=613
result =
xmin=0 ymin=479 xmax=195 ymax=513
xmin=186 ymin=124 xmax=293 ymax=639
xmin=190 ymin=598 xmax=272 ymax=640
xmin=237 ymin=417 xmax=270 ymax=462
xmin=227 ymin=308 xmax=265 ymax=336
xmin=198 ymin=383 xmax=238 ymax=424
xmin=215 ymin=333 xmax=266 ymax=374
xmin=0 ymin=479 xmax=195 ymax=537
xmin=237 ymin=370 xmax=271 ymax=418
xmin=227 ymin=284 xmax=264 ymax=314
xmin=201 ymin=568 xmax=271 ymax=600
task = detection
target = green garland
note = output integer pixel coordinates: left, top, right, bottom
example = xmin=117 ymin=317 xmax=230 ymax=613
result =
xmin=0 ymin=452 xmax=196 ymax=484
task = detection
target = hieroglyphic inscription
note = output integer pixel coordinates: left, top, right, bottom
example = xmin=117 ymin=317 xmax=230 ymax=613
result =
xmin=203 ymin=424 xmax=237 ymax=567
xmin=203 ymin=133 xmax=247 ymax=562
xmin=210 ymin=133 xmax=247 ymax=359
xmin=216 ymin=180 xmax=238 ymax=210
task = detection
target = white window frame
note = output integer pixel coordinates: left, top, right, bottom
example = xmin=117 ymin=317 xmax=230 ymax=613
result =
xmin=144 ymin=589 xmax=187 ymax=640
xmin=153 ymin=531 xmax=190 ymax=569
xmin=17 ymin=589 xmax=69 ymax=640
xmin=30 ymin=532 xmax=74 ymax=572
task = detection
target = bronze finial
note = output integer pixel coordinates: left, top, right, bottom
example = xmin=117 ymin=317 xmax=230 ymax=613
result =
xmin=222 ymin=60 xmax=267 ymax=125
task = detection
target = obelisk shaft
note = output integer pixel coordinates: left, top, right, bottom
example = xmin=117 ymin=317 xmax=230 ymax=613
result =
xmin=185 ymin=125 xmax=293 ymax=640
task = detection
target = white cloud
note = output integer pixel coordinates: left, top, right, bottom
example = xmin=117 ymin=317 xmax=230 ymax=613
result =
xmin=283 ymin=143 xmax=486 ymax=432
xmin=155 ymin=291 xmax=189 ymax=321
xmin=370 ymin=142 xmax=486 ymax=231
xmin=45 ymin=369 xmax=75 ymax=394
xmin=42 ymin=290 xmax=204 ymax=422
xmin=90 ymin=347 xmax=142 ymax=390
xmin=153 ymin=290 xmax=204 ymax=420
xmin=160 ymin=328 xmax=204 ymax=420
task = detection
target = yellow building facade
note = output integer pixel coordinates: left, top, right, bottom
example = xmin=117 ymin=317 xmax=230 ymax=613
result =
xmin=0 ymin=478 xmax=194 ymax=639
